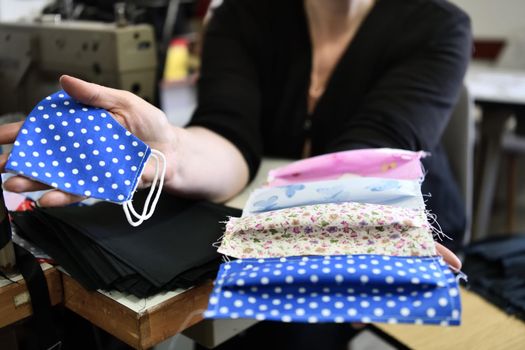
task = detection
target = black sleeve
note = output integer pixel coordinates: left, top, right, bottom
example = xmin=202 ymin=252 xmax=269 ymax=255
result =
xmin=328 ymin=5 xmax=472 ymax=152
xmin=187 ymin=0 xmax=263 ymax=180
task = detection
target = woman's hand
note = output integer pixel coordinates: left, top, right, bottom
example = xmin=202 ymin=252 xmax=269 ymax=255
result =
xmin=0 ymin=75 xmax=177 ymax=207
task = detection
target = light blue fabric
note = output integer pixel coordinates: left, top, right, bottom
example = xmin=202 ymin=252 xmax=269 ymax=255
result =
xmin=243 ymin=177 xmax=425 ymax=216
xmin=6 ymin=91 xmax=151 ymax=203
xmin=205 ymin=254 xmax=461 ymax=326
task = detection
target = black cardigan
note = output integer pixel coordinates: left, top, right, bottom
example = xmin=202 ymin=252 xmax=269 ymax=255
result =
xmin=189 ymin=0 xmax=472 ymax=248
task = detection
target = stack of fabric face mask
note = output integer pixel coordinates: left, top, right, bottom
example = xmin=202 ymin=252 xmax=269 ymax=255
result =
xmin=205 ymin=149 xmax=462 ymax=325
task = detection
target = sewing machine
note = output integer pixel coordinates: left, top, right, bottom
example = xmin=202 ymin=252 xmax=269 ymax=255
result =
xmin=0 ymin=19 xmax=157 ymax=115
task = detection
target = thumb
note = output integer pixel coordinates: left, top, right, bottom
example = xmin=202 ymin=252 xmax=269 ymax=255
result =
xmin=435 ymin=242 xmax=462 ymax=271
xmin=59 ymin=75 xmax=129 ymax=110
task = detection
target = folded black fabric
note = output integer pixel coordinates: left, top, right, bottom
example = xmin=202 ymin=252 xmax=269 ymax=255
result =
xmin=12 ymin=191 xmax=240 ymax=298
xmin=13 ymin=209 xmax=103 ymax=290
xmin=462 ymin=235 xmax=525 ymax=321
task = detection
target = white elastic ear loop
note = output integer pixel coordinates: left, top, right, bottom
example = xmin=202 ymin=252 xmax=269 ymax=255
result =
xmin=125 ymin=150 xmax=162 ymax=220
xmin=123 ymin=149 xmax=166 ymax=227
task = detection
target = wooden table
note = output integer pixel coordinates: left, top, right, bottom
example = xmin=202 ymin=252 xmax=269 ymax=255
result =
xmin=62 ymin=274 xmax=213 ymax=349
xmin=376 ymin=288 xmax=525 ymax=350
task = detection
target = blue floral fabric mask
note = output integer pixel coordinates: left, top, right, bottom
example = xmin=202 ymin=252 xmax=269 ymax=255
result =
xmin=205 ymin=255 xmax=462 ymax=326
xmin=5 ymin=90 xmax=166 ymax=226
xmin=242 ymin=177 xmax=425 ymax=217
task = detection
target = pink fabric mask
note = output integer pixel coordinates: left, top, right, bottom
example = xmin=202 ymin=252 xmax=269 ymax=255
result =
xmin=267 ymin=148 xmax=427 ymax=187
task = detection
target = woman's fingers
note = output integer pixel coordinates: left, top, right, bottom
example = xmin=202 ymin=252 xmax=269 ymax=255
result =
xmin=2 ymin=175 xmax=84 ymax=207
xmin=3 ymin=176 xmax=83 ymax=207
xmin=0 ymin=121 xmax=24 ymax=145
xmin=0 ymin=153 xmax=10 ymax=173
xmin=3 ymin=175 xmax=51 ymax=193
xmin=435 ymin=242 xmax=462 ymax=271
xmin=37 ymin=190 xmax=84 ymax=207
xmin=59 ymin=75 xmax=131 ymax=111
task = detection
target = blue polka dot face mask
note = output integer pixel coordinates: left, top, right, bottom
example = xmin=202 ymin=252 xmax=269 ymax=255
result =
xmin=205 ymin=255 xmax=462 ymax=326
xmin=5 ymin=91 xmax=166 ymax=227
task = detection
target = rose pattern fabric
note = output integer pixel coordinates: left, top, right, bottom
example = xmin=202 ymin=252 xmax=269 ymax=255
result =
xmin=219 ymin=202 xmax=436 ymax=259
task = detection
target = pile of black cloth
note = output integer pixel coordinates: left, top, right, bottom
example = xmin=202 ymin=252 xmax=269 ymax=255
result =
xmin=462 ymin=234 xmax=525 ymax=321
xmin=11 ymin=190 xmax=240 ymax=298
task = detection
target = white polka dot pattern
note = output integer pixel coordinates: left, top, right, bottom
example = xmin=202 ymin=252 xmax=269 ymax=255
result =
xmin=205 ymin=255 xmax=461 ymax=326
xmin=5 ymin=91 xmax=151 ymax=203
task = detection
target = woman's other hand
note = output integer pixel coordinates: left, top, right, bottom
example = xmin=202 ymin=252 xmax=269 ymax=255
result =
xmin=435 ymin=242 xmax=462 ymax=271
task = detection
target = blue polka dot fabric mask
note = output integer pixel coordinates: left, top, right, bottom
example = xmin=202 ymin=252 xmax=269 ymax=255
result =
xmin=205 ymin=255 xmax=462 ymax=326
xmin=5 ymin=90 xmax=166 ymax=227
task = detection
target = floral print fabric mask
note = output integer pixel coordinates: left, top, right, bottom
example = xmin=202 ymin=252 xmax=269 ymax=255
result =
xmin=218 ymin=202 xmax=436 ymax=259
